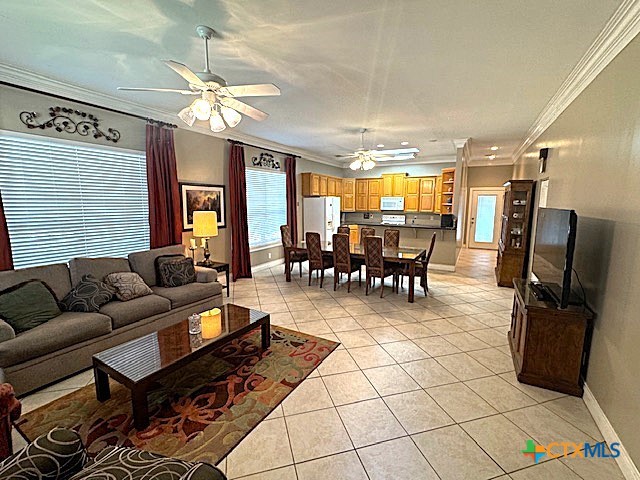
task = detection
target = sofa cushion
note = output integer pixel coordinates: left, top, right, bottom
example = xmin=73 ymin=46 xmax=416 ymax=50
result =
xmin=0 ymin=281 xmax=62 ymax=333
xmin=69 ymin=257 xmax=131 ymax=286
xmin=0 ymin=311 xmax=112 ymax=367
xmin=128 ymin=245 xmax=185 ymax=287
xmin=69 ymin=445 xmax=225 ymax=480
xmin=60 ymin=274 xmax=115 ymax=313
xmin=152 ymin=282 xmax=222 ymax=308
xmin=0 ymin=427 xmax=85 ymax=480
xmin=0 ymin=319 xmax=15 ymax=343
xmin=0 ymin=263 xmax=72 ymax=302
xmin=105 ymin=272 xmax=153 ymax=302
xmin=158 ymin=257 xmax=196 ymax=288
xmin=99 ymin=294 xmax=171 ymax=329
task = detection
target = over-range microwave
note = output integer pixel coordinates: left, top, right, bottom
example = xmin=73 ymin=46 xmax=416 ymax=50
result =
xmin=380 ymin=196 xmax=405 ymax=211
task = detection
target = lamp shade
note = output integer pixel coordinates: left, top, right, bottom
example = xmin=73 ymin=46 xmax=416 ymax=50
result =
xmin=193 ymin=211 xmax=219 ymax=238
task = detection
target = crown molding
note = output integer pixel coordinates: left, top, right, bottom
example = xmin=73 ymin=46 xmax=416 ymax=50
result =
xmin=0 ymin=62 xmax=339 ymax=167
xmin=452 ymin=138 xmax=468 ymax=149
xmin=512 ymin=0 xmax=640 ymax=161
xmin=340 ymin=155 xmax=456 ymax=168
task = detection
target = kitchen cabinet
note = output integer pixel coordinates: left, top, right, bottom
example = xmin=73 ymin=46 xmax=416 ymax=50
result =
xmin=342 ymin=178 xmax=355 ymax=211
xmin=368 ymin=179 xmax=383 ymax=211
xmin=419 ymin=177 xmax=435 ymax=212
xmin=327 ymin=176 xmax=337 ymax=196
xmin=320 ymin=175 xmax=328 ymax=196
xmin=382 ymin=173 xmax=406 ymax=196
xmin=441 ymin=168 xmax=455 ymax=214
xmin=382 ymin=175 xmax=393 ymax=196
xmin=301 ymin=172 xmax=321 ymax=196
xmin=355 ymin=179 xmax=368 ymax=211
xmin=404 ymin=177 xmax=420 ymax=212
xmin=434 ymin=176 xmax=443 ymax=214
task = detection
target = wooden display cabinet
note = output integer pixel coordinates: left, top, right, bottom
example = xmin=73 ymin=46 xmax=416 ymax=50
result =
xmin=440 ymin=168 xmax=455 ymax=214
xmin=509 ymin=279 xmax=593 ymax=396
xmin=434 ymin=175 xmax=443 ymax=214
xmin=496 ymin=180 xmax=535 ymax=287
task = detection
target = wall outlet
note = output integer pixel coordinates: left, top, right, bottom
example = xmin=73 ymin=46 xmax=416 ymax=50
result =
xmin=268 ymin=252 xmax=272 ymax=259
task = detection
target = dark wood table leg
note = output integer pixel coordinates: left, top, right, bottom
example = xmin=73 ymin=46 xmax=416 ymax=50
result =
xmin=225 ymin=267 xmax=230 ymax=297
xmin=94 ymin=365 xmax=110 ymax=401
xmin=285 ymin=248 xmax=292 ymax=282
xmin=261 ymin=318 xmax=271 ymax=350
xmin=408 ymin=261 xmax=415 ymax=303
xmin=131 ymin=387 xmax=150 ymax=430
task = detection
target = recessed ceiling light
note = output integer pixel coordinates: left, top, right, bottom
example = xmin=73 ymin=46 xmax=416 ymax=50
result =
xmin=429 ymin=139 xmax=438 ymax=142
xmin=490 ymin=146 xmax=499 ymax=151
xmin=376 ymin=144 xmax=384 ymax=148
xmin=400 ymin=141 xmax=409 ymax=145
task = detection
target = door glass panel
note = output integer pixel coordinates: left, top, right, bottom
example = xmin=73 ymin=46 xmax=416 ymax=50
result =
xmin=474 ymin=195 xmax=497 ymax=243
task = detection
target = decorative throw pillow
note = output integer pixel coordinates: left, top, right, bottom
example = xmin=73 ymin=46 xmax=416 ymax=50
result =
xmin=155 ymin=254 xmax=185 ymax=284
xmin=0 ymin=280 xmax=61 ymax=333
xmin=60 ymin=274 xmax=115 ymax=312
xmin=158 ymin=257 xmax=196 ymax=288
xmin=104 ymin=272 xmax=153 ymax=302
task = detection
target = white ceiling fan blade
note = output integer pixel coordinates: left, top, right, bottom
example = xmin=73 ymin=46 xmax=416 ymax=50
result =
xmin=372 ymin=148 xmax=420 ymax=155
xmin=219 ymin=84 xmax=281 ymax=97
xmin=220 ymin=97 xmax=268 ymax=121
xmin=117 ymin=87 xmax=199 ymax=95
xmin=163 ymin=60 xmax=208 ymax=88
xmin=334 ymin=153 xmax=358 ymax=158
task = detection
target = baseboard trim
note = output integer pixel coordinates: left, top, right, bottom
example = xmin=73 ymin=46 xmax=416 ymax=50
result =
xmin=429 ymin=263 xmax=456 ymax=272
xmin=252 ymin=258 xmax=285 ymax=273
xmin=583 ymin=383 xmax=640 ymax=480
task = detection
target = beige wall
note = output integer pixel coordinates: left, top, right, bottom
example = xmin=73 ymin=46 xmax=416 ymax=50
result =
xmin=467 ymin=165 xmax=513 ymax=188
xmin=512 ymin=35 xmax=640 ymax=466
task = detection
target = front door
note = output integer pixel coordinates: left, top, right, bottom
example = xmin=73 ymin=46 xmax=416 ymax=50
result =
xmin=468 ymin=188 xmax=504 ymax=250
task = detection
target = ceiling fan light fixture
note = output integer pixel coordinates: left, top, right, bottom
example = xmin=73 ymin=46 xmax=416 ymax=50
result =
xmin=191 ymin=98 xmax=212 ymax=121
xmin=362 ymin=159 xmax=376 ymax=171
xmin=178 ymin=106 xmax=196 ymax=127
xmin=209 ymin=110 xmax=226 ymax=132
xmin=221 ymin=106 xmax=242 ymax=128
xmin=349 ymin=159 xmax=362 ymax=170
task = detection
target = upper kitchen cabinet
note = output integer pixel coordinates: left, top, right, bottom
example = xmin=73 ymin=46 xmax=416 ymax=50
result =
xmin=320 ymin=175 xmax=328 ymax=196
xmin=368 ymin=178 xmax=383 ymax=211
xmin=419 ymin=177 xmax=435 ymax=212
xmin=342 ymin=178 xmax=355 ymax=211
xmin=327 ymin=176 xmax=337 ymax=196
xmin=404 ymin=177 xmax=421 ymax=212
xmin=382 ymin=173 xmax=406 ymax=196
xmin=301 ymin=172 xmax=321 ymax=196
xmin=355 ymin=179 xmax=369 ymax=211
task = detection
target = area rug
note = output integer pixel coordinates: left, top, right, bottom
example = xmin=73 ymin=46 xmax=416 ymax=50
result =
xmin=17 ymin=326 xmax=338 ymax=465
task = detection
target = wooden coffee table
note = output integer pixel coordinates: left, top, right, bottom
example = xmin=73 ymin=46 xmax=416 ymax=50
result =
xmin=92 ymin=304 xmax=270 ymax=430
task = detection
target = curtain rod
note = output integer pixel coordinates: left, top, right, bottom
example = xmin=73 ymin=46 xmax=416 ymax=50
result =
xmin=228 ymin=139 xmax=299 ymax=158
xmin=0 ymin=81 xmax=177 ymax=128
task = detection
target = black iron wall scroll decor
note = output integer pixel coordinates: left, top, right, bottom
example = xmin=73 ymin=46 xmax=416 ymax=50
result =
xmin=19 ymin=106 xmax=121 ymax=143
xmin=251 ymin=152 xmax=281 ymax=170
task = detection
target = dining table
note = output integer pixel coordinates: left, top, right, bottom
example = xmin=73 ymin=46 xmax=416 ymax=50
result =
xmin=283 ymin=241 xmax=427 ymax=303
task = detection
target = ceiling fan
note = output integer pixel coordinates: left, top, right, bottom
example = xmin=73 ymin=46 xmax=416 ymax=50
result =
xmin=117 ymin=25 xmax=280 ymax=132
xmin=335 ymin=129 xmax=419 ymax=170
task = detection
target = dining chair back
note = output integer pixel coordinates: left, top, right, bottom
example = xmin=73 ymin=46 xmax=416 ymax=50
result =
xmin=383 ymin=229 xmax=400 ymax=248
xmin=306 ymin=231 xmax=333 ymax=287
xmin=360 ymin=227 xmax=376 ymax=244
xmin=364 ymin=236 xmax=396 ymax=297
xmin=332 ymin=233 xmax=360 ymax=292
xmin=281 ymin=225 xmax=306 ymax=278
xmin=337 ymin=226 xmax=350 ymax=235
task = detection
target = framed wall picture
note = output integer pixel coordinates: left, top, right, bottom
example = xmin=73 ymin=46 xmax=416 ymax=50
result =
xmin=179 ymin=183 xmax=226 ymax=230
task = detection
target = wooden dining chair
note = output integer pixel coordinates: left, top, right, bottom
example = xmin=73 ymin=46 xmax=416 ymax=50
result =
xmin=383 ymin=228 xmax=400 ymax=248
xmin=401 ymin=232 xmax=436 ymax=294
xmin=332 ymin=233 xmax=361 ymax=292
xmin=306 ymin=231 xmax=333 ymax=288
xmin=281 ymin=225 xmax=307 ymax=278
xmin=360 ymin=227 xmax=376 ymax=244
xmin=337 ymin=226 xmax=350 ymax=235
xmin=364 ymin=236 xmax=397 ymax=297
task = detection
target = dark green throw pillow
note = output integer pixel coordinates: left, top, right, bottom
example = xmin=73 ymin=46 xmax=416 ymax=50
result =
xmin=61 ymin=274 xmax=115 ymax=313
xmin=0 ymin=280 xmax=61 ymax=333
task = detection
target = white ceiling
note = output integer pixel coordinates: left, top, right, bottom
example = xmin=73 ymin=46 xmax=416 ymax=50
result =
xmin=0 ymin=0 xmax=621 ymax=166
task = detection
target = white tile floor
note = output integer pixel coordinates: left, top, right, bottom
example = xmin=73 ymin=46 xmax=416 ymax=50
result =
xmin=12 ymin=249 xmax=625 ymax=480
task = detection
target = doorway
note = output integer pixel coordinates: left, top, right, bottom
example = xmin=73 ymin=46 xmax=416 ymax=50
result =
xmin=467 ymin=188 xmax=505 ymax=250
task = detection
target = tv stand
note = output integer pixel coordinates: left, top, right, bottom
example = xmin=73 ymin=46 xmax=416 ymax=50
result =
xmin=529 ymin=282 xmax=555 ymax=303
xmin=509 ymin=279 xmax=593 ymax=396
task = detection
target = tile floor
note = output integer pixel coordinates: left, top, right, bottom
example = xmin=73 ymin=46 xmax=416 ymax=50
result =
xmin=12 ymin=249 xmax=625 ymax=480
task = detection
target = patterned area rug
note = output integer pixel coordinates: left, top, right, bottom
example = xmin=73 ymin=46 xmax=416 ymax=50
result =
xmin=17 ymin=326 xmax=338 ymax=465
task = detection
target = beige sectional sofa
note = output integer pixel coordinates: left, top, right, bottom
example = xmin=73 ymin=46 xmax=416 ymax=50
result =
xmin=0 ymin=245 xmax=223 ymax=396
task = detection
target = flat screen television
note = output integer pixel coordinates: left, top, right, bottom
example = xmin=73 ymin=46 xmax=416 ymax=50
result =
xmin=530 ymin=207 xmax=578 ymax=308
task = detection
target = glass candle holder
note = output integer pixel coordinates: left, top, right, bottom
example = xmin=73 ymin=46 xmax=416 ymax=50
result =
xmin=188 ymin=313 xmax=202 ymax=334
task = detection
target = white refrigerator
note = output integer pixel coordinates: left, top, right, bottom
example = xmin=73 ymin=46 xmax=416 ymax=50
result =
xmin=303 ymin=196 xmax=341 ymax=244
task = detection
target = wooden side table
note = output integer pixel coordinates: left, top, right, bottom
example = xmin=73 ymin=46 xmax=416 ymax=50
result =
xmin=197 ymin=261 xmax=230 ymax=297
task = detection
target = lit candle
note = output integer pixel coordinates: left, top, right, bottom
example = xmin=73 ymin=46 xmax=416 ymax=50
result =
xmin=201 ymin=238 xmax=207 ymax=248
xmin=189 ymin=238 xmax=196 ymax=249
xmin=201 ymin=308 xmax=222 ymax=339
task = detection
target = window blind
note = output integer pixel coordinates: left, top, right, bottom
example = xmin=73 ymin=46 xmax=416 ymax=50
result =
xmin=0 ymin=131 xmax=150 ymax=269
xmin=245 ymin=168 xmax=287 ymax=250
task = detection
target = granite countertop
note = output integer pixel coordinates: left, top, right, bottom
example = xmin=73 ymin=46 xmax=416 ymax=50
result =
xmin=346 ymin=222 xmax=456 ymax=230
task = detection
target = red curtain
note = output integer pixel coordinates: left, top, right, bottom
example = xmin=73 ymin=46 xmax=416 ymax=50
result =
xmin=285 ymin=156 xmax=298 ymax=245
xmin=229 ymin=142 xmax=252 ymax=280
xmin=0 ymin=192 xmax=13 ymax=271
xmin=146 ymin=124 xmax=182 ymax=248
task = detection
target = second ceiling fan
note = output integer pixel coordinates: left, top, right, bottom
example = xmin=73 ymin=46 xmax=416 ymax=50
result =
xmin=335 ymin=129 xmax=419 ymax=170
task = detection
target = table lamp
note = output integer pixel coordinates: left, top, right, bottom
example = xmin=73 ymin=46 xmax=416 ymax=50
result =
xmin=193 ymin=210 xmax=218 ymax=267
